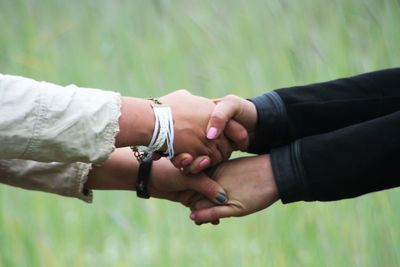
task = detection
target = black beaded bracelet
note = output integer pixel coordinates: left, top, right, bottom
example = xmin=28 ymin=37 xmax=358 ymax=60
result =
xmin=136 ymin=157 xmax=153 ymax=199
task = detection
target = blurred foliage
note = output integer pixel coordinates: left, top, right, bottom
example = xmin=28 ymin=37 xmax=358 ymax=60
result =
xmin=0 ymin=0 xmax=400 ymax=266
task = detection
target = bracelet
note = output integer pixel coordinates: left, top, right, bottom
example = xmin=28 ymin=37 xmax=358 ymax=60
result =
xmin=136 ymin=157 xmax=153 ymax=199
xmin=131 ymin=98 xmax=174 ymax=163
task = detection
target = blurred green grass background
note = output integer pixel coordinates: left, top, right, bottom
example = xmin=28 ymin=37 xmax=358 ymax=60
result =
xmin=1 ymin=0 xmax=400 ymax=266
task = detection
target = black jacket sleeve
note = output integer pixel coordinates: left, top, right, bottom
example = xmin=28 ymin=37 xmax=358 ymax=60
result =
xmin=248 ymin=68 xmax=400 ymax=154
xmin=271 ymin=111 xmax=400 ymax=203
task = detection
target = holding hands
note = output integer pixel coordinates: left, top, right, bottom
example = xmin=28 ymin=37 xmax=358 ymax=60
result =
xmin=165 ymin=93 xmax=276 ymax=224
xmin=106 ymin=90 xmax=276 ymax=225
xmin=89 ymin=89 xmax=275 ymax=225
xmin=172 ymin=94 xmax=258 ymax=173
xmin=4 ymin=70 xmax=397 ymax=225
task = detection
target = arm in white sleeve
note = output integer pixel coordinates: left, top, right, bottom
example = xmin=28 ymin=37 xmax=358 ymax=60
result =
xmin=0 ymin=159 xmax=93 ymax=202
xmin=0 ymin=73 xmax=121 ymax=164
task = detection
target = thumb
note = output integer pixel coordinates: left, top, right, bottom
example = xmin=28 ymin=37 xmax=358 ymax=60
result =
xmin=185 ymin=174 xmax=228 ymax=204
xmin=207 ymin=98 xmax=239 ymax=140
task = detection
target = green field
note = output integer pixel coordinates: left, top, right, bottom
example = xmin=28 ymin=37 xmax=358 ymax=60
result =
xmin=1 ymin=0 xmax=400 ymax=266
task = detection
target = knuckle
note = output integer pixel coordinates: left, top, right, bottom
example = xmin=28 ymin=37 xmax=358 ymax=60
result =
xmin=225 ymin=94 xmax=240 ymax=103
xmin=209 ymin=209 xmax=219 ymax=221
xmin=177 ymin=89 xmax=189 ymax=95
xmin=202 ymin=181 xmax=214 ymax=195
xmin=211 ymin=111 xmax=227 ymax=124
xmin=237 ymin=129 xmax=248 ymax=143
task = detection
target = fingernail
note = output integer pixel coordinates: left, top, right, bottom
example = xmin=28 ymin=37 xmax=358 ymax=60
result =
xmin=181 ymin=158 xmax=191 ymax=166
xmin=216 ymin=193 xmax=227 ymax=203
xmin=199 ymin=158 xmax=210 ymax=168
xmin=207 ymin=127 xmax=218 ymax=139
xmin=190 ymin=213 xmax=196 ymax=220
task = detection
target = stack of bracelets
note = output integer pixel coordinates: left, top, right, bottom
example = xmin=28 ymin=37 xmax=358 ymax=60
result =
xmin=131 ymin=98 xmax=174 ymax=199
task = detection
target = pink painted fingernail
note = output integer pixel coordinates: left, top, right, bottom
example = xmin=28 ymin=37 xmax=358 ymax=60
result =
xmin=199 ymin=158 xmax=210 ymax=168
xmin=181 ymin=158 xmax=191 ymax=166
xmin=190 ymin=213 xmax=196 ymax=220
xmin=207 ymin=127 xmax=218 ymax=139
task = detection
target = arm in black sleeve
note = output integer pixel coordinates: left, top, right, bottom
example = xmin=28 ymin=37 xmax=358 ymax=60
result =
xmin=270 ymin=111 xmax=400 ymax=203
xmin=248 ymin=68 xmax=400 ymax=154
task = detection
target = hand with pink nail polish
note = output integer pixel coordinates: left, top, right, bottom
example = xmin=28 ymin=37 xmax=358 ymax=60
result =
xmin=176 ymin=95 xmax=257 ymax=174
xmin=160 ymin=90 xmax=232 ymax=167
xmin=207 ymin=95 xmax=258 ymax=150
xmin=165 ymin=91 xmax=248 ymax=174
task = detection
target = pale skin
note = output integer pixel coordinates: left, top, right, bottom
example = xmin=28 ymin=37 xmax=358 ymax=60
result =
xmin=89 ymin=89 xmax=253 ymax=205
xmin=85 ymin=149 xmax=279 ymax=225
xmin=85 ymin=147 xmax=228 ymax=204
xmin=172 ymin=95 xmax=258 ymax=173
xmin=116 ymin=90 xmax=247 ymax=169
xmin=101 ymin=91 xmax=279 ymax=224
xmin=171 ymin=95 xmax=281 ymax=225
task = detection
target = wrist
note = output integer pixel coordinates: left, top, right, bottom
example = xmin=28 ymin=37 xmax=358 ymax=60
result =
xmin=116 ymin=97 xmax=155 ymax=147
xmin=258 ymin=154 xmax=279 ymax=204
xmin=86 ymin=148 xmax=138 ymax=190
xmin=243 ymin=99 xmax=257 ymax=142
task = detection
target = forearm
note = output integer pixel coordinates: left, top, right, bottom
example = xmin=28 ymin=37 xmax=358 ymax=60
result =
xmin=85 ymin=147 xmax=138 ymax=190
xmin=115 ymin=97 xmax=155 ymax=148
xmin=86 ymin=147 xmax=228 ymax=205
xmin=271 ymin=111 xmax=400 ymax=203
xmin=0 ymin=74 xmax=158 ymax=164
xmin=0 ymin=160 xmax=92 ymax=202
xmin=249 ymin=68 xmax=400 ymax=153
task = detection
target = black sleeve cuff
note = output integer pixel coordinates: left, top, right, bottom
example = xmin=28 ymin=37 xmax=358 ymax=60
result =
xmin=270 ymin=140 xmax=313 ymax=204
xmin=248 ymin=91 xmax=290 ymax=154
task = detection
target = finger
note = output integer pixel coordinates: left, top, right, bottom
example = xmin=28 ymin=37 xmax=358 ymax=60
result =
xmin=190 ymin=205 xmax=234 ymax=223
xmin=190 ymin=199 xmax=220 ymax=225
xmin=185 ymin=174 xmax=228 ymax=204
xmin=171 ymin=153 xmax=193 ymax=169
xmin=187 ymin=193 xmax=207 ymax=209
xmin=192 ymin=198 xmax=215 ymax=210
xmin=178 ymin=191 xmax=197 ymax=207
xmin=207 ymin=144 xmax=224 ymax=168
xmin=182 ymin=156 xmax=211 ymax=174
xmin=206 ymin=99 xmax=239 ymax=140
xmin=216 ymin=136 xmax=233 ymax=161
xmin=225 ymin=120 xmax=249 ymax=151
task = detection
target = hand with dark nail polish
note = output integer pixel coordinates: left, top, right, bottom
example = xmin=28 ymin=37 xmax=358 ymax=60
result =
xmin=187 ymin=155 xmax=279 ymax=224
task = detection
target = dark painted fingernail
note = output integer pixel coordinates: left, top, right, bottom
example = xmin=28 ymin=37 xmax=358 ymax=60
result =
xmin=216 ymin=193 xmax=227 ymax=203
xmin=195 ymin=222 xmax=203 ymax=226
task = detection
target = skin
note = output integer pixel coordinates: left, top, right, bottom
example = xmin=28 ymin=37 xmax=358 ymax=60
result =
xmin=172 ymin=95 xmax=257 ymax=173
xmin=186 ymin=155 xmax=279 ymax=224
xmin=85 ymin=147 xmax=228 ymax=205
xmin=92 ymin=92 xmax=277 ymax=225
xmin=85 ymin=149 xmax=279 ymax=225
xmin=115 ymin=90 xmax=247 ymax=170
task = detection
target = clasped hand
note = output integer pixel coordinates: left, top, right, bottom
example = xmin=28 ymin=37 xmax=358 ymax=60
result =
xmin=88 ymin=91 xmax=279 ymax=225
xmin=160 ymin=91 xmax=279 ymax=225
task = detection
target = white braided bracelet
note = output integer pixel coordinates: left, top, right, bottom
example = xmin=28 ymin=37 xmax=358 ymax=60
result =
xmin=131 ymin=98 xmax=174 ymax=163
